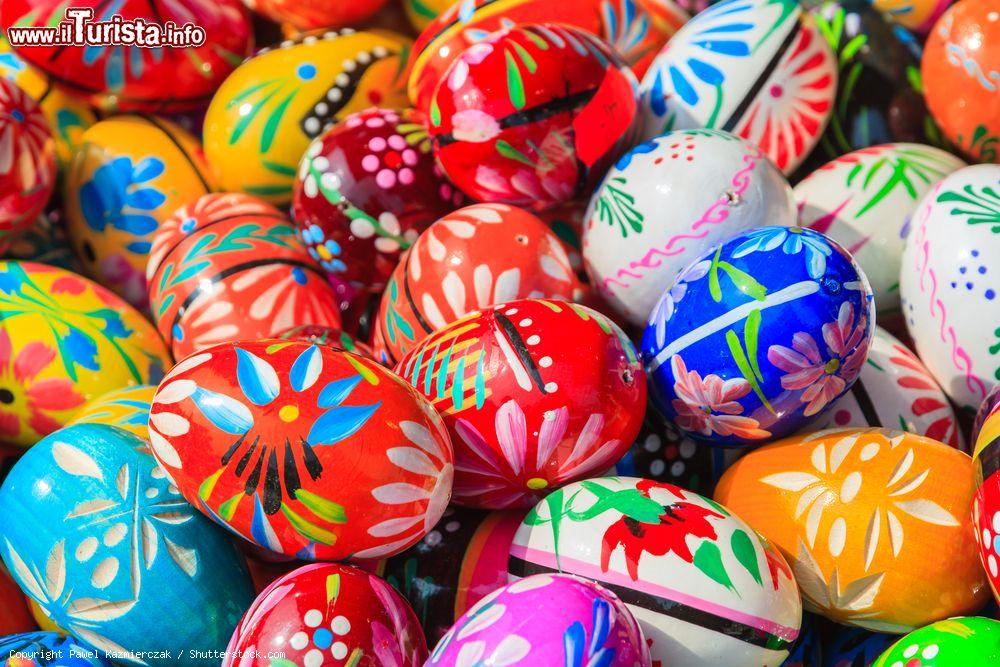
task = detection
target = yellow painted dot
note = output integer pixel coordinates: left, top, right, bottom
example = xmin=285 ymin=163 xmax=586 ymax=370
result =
xmin=317 ymin=245 xmax=332 ymax=260
xmin=526 ymin=477 xmax=549 ymax=490
xmin=279 ymin=405 xmax=300 ymax=422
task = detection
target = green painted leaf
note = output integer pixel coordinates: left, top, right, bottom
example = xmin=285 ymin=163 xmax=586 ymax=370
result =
xmin=295 ymin=489 xmax=347 ymax=523
xmin=693 ymin=540 xmax=735 ymax=591
xmin=505 ymin=49 xmax=526 ymax=109
xmin=745 ymin=309 xmax=763 ymax=382
xmin=496 ymin=140 xmax=535 ymax=167
xmin=731 ymin=529 xmax=762 ymax=585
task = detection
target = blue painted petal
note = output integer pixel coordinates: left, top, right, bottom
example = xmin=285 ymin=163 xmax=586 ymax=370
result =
xmin=65 ymin=329 xmax=99 ymax=371
xmin=564 ymin=621 xmax=585 ymax=667
xmin=307 ymin=403 xmax=381 ymax=446
xmin=650 ymin=68 xmax=667 ymax=116
xmin=693 ymin=39 xmax=750 ymax=56
xmin=290 ymin=345 xmax=323 ymax=392
xmin=114 ymin=213 xmax=159 ymax=235
xmin=126 ymin=187 xmax=167 ymax=211
xmin=132 ymin=157 xmax=165 ymax=182
xmin=590 ymin=598 xmax=610 ymax=654
xmin=191 ymin=386 xmax=253 ymax=434
xmin=250 ymin=494 xmax=281 ymax=550
xmin=79 ymin=183 xmax=108 ymax=232
xmin=317 ymin=376 xmax=363 ymax=408
xmin=236 ymin=348 xmax=280 ymax=406
xmin=669 ymin=65 xmax=699 ymax=106
xmin=699 ymin=22 xmax=754 ymax=34
xmin=590 ymin=649 xmax=615 ymax=667
xmin=687 ymin=57 xmax=724 ymax=86
xmin=126 ymin=241 xmax=152 ymax=254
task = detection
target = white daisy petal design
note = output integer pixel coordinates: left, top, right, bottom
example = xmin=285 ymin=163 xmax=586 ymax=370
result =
xmin=371 ymin=483 xmax=431 ymax=505
xmin=457 ymin=603 xmax=507 ymax=640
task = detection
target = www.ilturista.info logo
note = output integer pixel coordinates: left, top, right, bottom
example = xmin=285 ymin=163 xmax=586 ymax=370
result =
xmin=6 ymin=7 xmax=206 ymax=48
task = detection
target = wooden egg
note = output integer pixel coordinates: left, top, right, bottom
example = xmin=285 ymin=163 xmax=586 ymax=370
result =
xmin=374 ymin=203 xmax=585 ymax=364
xmin=0 ymin=632 xmax=113 ymax=666
xmin=869 ymin=0 xmax=952 ymax=33
xmin=872 ymin=617 xmax=1000 ymax=665
xmin=922 ymin=0 xmax=1000 ymax=163
xmin=381 ymin=506 xmax=526 ymax=644
xmin=0 ymin=0 xmax=253 ymax=113
xmin=427 ymin=23 xmax=640 ymax=211
xmin=0 ymin=78 xmax=55 ymax=254
xmin=65 ymin=115 xmax=215 ymax=310
xmin=146 ymin=193 xmax=342 ymax=360
xmin=278 ymin=325 xmax=376 ymax=361
xmin=395 ymin=298 xmax=645 ymax=509
xmin=222 ymin=563 xmax=427 ymax=666
xmin=147 ymin=340 xmax=454 ymax=561
xmin=510 ymin=476 xmax=802 ymax=667
xmin=899 ymin=164 xmax=1000 ymax=412
xmin=583 ymin=129 xmax=796 ymax=326
xmin=0 ymin=424 xmax=256 ymax=664
xmin=0 ymin=261 xmax=169 ymax=447
xmin=639 ymin=0 xmax=838 ymax=175
xmin=203 ymin=29 xmax=411 ymax=204
xmin=972 ymin=390 xmax=1000 ymax=603
xmin=715 ymin=427 xmax=989 ymax=632
xmin=68 ymin=385 xmax=155 ymax=440
xmin=796 ymin=143 xmax=966 ymax=315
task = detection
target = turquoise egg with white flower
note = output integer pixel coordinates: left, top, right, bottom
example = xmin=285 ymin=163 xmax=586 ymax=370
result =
xmin=0 ymin=424 xmax=255 ymax=665
xmin=640 ymin=225 xmax=874 ymax=446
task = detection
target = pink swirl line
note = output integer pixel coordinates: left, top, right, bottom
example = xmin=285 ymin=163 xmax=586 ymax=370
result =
xmin=912 ymin=183 xmax=987 ymax=401
xmin=603 ymin=149 xmax=762 ymax=292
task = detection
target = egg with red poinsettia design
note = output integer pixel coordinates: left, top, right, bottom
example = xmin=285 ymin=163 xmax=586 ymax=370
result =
xmin=292 ymin=107 xmax=462 ymax=293
xmin=375 ymin=203 xmax=586 ymax=364
xmin=146 ymin=192 xmax=342 ymax=359
xmin=427 ymin=23 xmax=639 ymax=211
xmin=147 ymin=340 xmax=454 ymax=561
xmin=394 ymin=298 xmax=645 ymax=510
xmin=223 ymin=563 xmax=427 ymax=667
xmin=0 ymin=78 xmax=55 ymax=254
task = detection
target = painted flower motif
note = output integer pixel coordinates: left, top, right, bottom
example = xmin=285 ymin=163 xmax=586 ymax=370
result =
xmin=344 ymin=109 xmax=401 ymax=130
xmin=300 ymin=223 xmax=347 ymax=274
xmin=79 ymin=156 xmax=166 ymax=251
xmin=731 ymin=227 xmax=833 ymax=279
xmin=370 ymin=575 xmax=425 ymax=666
xmin=600 ymin=479 xmax=723 ymax=580
xmin=887 ymin=339 xmax=961 ymax=448
xmin=564 ymin=597 xmax=617 ymax=667
xmin=453 ymin=400 xmax=622 ymax=508
xmin=648 ymin=259 xmax=711 ymax=347
xmin=670 ymin=354 xmax=771 ymax=440
xmin=768 ymin=302 xmax=869 ymax=416
xmin=362 ymin=133 xmax=419 ymax=189
xmin=149 ymin=346 xmax=381 ymax=551
xmin=0 ymin=79 xmax=51 ymax=189
xmin=428 ymin=592 xmax=531 ymax=666
xmin=451 ymin=109 xmax=502 ymax=143
xmin=448 ymin=42 xmax=495 ymax=91
xmin=0 ymin=329 xmax=84 ymax=441
xmin=473 ymin=160 xmax=575 ymax=205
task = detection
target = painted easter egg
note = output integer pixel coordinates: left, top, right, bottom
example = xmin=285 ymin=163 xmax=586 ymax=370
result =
xmin=641 ymin=226 xmax=875 ymax=445
xmin=427 ymin=23 xmax=639 ymax=211
xmin=0 ymin=261 xmax=169 ymax=448
xmin=68 ymin=385 xmax=155 ymax=440
xmin=146 ymin=193 xmax=342 ymax=360
xmin=0 ymin=78 xmax=54 ymax=254
xmin=0 ymin=632 xmax=112 ymax=666
xmin=381 ymin=507 xmax=526 ymax=644
xmin=241 ymin=0 xmax=388 ymax=30
xmin=583 ymin=129 xmax=796 ymax=326
xmin=796 ymin=143 xmax=966 ymax=315
xmin=0 ymin=564 xmax=34 ymax=634
xmin=870 ymin=0 xmax=952 ymax=32
xmin=971 ymin=392 xmax=1000 ymax=601
xmin=292 ymin=107 xmax=461 ymax=291
xmin=872 ymin=617 xmax=1000 ymax=666
xmin=0 ymin=0 xmax=252 ymax=113
xmin=407 ymin=0 xmax=687 ymax=112
xmin=639 ymin=0 xmax=838 ymax=175
xmin=798 ymin=2 xmax=943 ymax=178
xmin=825 ymin=625 xmax=897 ymax=667
xmin=374 ymin=203 xmax=585 ymax=364
xmin=510 ymin=476 xmax=802 ymax=667
xmin=427 ymin=573 xmax=649 ymax=666
xmin=613 ymin=406 xmax=731 ymax=497
xmin=899 ymin=164 xmax=1000 ymax=412
xmin=147 ymin=340 xmax=454 ymax=561
xmin=204 ymin=29 xmax=411 ymax=204
xmin=0 ymin=35 xmax=96 ymax=168
xmin=64 ymin=115 xmax=215 ymax=310
xmin=278 ymin=325 xmax=375 ymax=361
xmin=813 ymin=326 xmax=965 ymax=450
xmin=922 ymin=0 xmax=1000 ymax=163
xmin=0 ymin=424 xmax=256 ymax=664
xmin=223 ymin=563 xmax=427 ymax=667
xmin=715 ymin=427 xmax=989 ymax=632
xmin=395 ymin=299 xmax=645 ymax=509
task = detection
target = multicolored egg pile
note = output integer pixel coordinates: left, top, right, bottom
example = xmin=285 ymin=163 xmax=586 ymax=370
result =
xmin=0 ymin=0 xmax=997 ymax=664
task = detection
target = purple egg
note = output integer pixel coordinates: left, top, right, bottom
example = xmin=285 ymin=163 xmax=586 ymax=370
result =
xmin=427 ymin=573 xmax=650 ymax=666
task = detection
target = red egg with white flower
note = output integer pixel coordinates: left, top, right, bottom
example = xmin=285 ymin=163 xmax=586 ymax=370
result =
xmin=148 ymin=340 xmax=454 ymax=561
xmin=394 ymin=298 xmax=645 ymax=509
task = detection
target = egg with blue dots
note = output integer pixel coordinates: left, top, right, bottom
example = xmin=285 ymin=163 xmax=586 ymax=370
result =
xmin=641 ymin=225 xmax=875 ymax=446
